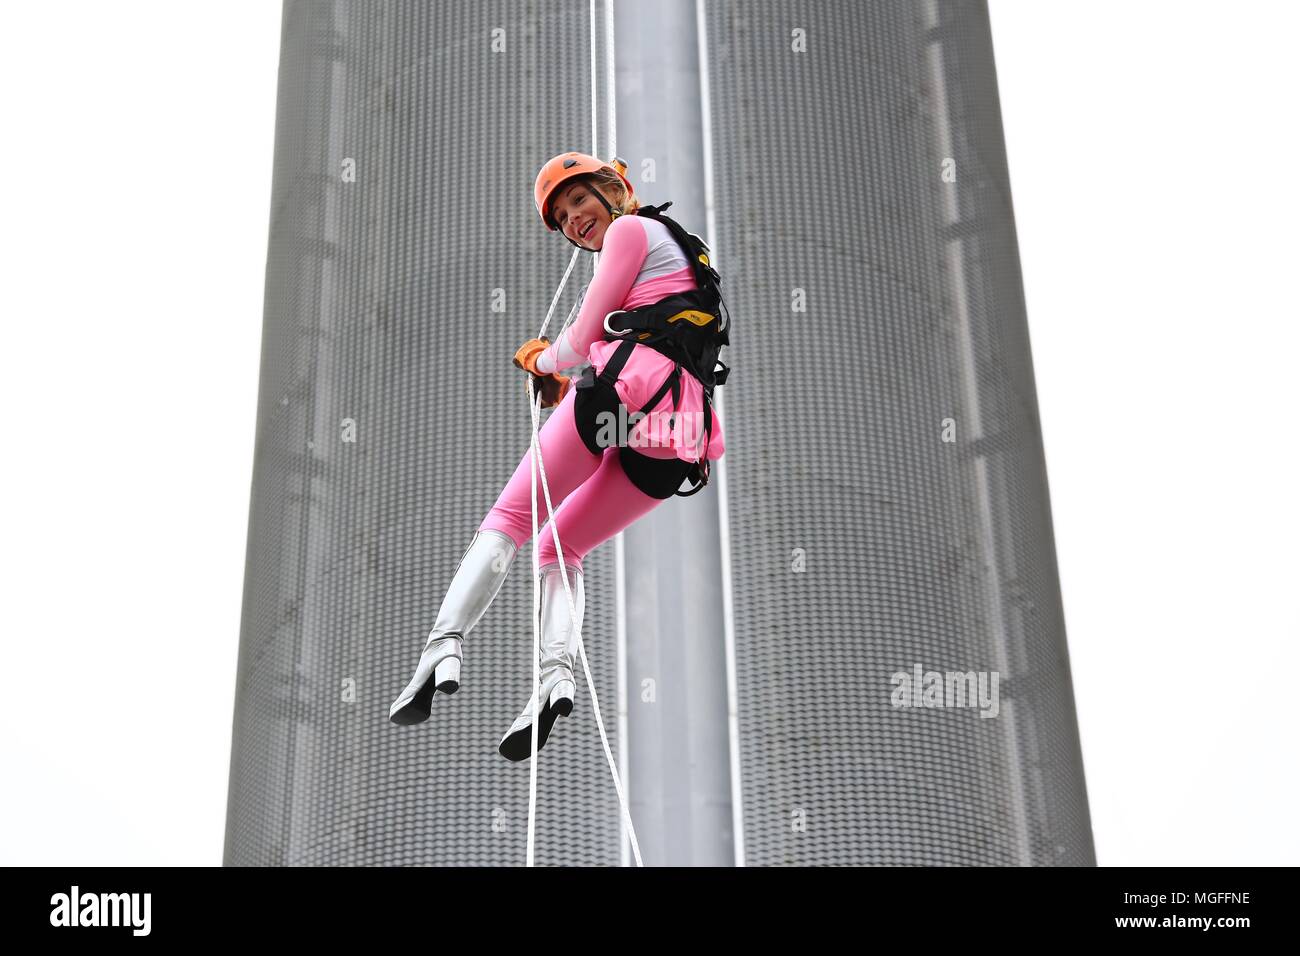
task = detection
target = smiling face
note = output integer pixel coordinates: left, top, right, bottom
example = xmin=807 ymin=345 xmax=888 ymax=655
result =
xmin=550 ymin=179 xmax=616 ymax=250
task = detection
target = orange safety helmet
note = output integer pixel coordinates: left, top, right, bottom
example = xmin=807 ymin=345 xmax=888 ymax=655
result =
xmin=534 ymin=152 xmax=633 ymax=240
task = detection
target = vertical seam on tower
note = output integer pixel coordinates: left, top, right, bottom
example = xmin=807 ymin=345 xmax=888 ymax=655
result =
xmin=696 ymin=0 xmax=746 ymax=869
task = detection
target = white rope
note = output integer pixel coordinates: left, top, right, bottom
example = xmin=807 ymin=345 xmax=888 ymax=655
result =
xmin=522 ymin=256 xmax=644 ymax=867
xmin=523 ymin=0 xmax=641 ymax=870
xmin=524 ymin=379 xmax=542 ymax=868
xmin=523 ymin=241 xmax=582 ymax=867
xmin=522 ymin=366 xmax=644 ymax=868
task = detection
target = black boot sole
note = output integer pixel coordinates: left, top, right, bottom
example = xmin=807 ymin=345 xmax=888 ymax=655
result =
xmin=389 ymin=675 xmax=459 ymax=726
xmin=498 ymin=697 xmax=572 ymax=761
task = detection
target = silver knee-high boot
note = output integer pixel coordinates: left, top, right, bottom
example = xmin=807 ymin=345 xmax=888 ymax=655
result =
xmin=389 ymin=529 xmax=518 ymax=725
xmin=498 ymin=562 xmax=584 ymax=761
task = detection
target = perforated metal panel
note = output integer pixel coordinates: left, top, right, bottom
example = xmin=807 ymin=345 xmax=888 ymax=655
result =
xmin=702 ymin=0 xmax=1094 ymax=864
xmin=224 ymin=0 xmax=623 ymax=866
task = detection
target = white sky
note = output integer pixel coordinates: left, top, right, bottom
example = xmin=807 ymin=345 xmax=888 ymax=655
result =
xmin=1 ymin=1 xmax=1295 ymax=866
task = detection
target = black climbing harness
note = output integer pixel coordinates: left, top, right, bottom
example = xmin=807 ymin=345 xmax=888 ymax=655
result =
xmin=578 ymin=201 xmax=732 ymax=497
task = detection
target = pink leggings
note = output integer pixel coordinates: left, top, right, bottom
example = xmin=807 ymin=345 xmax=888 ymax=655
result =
xmin=476 ymin=385 xmax=672 ymax=572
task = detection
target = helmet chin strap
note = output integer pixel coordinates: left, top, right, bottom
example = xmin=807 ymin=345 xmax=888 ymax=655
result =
xmin=560 ymin=184 xmax=621 ymax=251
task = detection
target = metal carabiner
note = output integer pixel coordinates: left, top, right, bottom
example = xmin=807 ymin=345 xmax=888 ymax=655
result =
xmin=603 ymin=309 xmax=632 ymax=337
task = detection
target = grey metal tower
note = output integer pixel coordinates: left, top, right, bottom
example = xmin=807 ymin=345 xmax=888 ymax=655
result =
xmin=225 ymin=0 xmax=1094 ymax=866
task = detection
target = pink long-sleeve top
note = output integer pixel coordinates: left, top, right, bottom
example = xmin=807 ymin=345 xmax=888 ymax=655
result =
xmin=535 ymin=213 xmax=726 ymax=463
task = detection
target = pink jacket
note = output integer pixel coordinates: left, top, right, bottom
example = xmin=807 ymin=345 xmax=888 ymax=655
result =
xmin=535 ymin=213 xmax=725 ymax=463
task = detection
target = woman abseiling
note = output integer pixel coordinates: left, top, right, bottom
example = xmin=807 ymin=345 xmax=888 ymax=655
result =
xmin=389 ymin=151 xmax=730 ymax=761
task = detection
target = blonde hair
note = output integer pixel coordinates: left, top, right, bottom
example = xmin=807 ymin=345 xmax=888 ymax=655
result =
xmin=582 ymin=168 xmax=639 ymax=218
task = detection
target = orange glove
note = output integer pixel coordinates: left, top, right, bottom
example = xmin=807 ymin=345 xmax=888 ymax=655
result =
xmin=513 ymin=337 xmax=551 ymax=375
xmin=513 ymin=337 xmax=571 ymax=408
xmin=531 ymin=372 xmax=572 ymax=408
